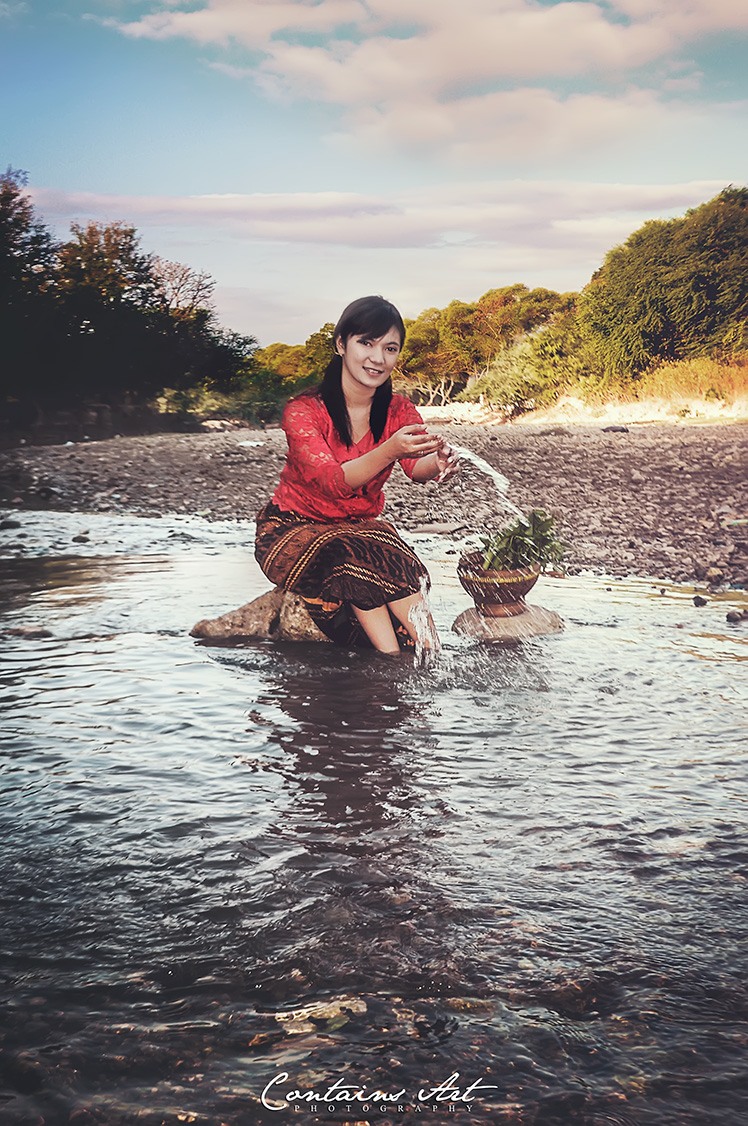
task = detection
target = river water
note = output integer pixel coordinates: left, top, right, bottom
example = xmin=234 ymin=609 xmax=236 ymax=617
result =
xmin=1 ymin=512 xmax=747 ymax=1126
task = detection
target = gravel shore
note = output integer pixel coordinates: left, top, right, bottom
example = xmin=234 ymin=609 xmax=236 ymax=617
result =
xmin=1 ymin=421 xmax=746 ymax=587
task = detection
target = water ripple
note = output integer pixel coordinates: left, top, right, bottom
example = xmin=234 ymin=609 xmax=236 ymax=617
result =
xmin=1 ymin=530 xmax=747 ymax=1124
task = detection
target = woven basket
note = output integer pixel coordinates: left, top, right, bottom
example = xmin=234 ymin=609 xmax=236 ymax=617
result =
xmin=458 ymin=553 xmax=541 ymax=617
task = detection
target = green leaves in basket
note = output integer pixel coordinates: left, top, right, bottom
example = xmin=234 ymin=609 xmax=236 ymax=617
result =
xmin=480 ymin=509 xmax=566 ymax=572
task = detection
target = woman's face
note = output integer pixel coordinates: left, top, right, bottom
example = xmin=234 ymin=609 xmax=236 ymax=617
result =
xmin=338 ymin=326 xmax=402 ymax=394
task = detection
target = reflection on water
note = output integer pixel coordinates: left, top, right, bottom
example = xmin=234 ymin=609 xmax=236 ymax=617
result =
xmin=1 ymin=515 xmax=748 ymax=1125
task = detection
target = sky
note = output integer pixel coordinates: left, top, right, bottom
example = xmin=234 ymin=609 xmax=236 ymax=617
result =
xmin=2 ymin=0 xmax=747 ymax=345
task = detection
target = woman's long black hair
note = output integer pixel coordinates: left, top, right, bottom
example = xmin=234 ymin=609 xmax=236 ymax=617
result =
xmin=317 ymin=295 xmax=406 ymax=447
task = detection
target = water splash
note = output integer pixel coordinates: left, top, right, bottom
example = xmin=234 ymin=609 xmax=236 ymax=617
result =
xmin=407 ymin=575 xmax=439 ymax=666
xmin=450 ymin=444 xmax=525 ymax=519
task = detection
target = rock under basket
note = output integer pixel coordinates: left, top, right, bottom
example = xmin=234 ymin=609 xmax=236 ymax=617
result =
xmin=457 ymin=553 xmax=541 ymax=618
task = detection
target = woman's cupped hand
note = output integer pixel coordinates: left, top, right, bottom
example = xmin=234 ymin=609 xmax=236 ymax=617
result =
xmin=387 ymin=424 xmax=442 ymax=460
xmin=435 ymin=439 xmax=459 ymax=482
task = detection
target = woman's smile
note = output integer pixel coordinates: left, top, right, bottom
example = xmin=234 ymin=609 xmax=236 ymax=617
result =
xmin=339 ymin=326 xmax=401 ymax=395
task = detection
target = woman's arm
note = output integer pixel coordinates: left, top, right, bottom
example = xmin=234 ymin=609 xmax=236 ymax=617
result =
xmin=283 ymin=399 xmax=441 ymax=497
xmin=341 ymin=425 xmax=441 ymax=489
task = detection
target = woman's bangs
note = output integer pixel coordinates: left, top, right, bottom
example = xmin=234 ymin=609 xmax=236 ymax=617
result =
xmin=351 ymin=310 xmax=400 ymax=342
xmin=336 ymin=296 xmax=405 ymax=346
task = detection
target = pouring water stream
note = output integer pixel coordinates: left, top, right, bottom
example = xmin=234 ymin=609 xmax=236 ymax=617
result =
xmin=447 ymin=444 xmax=526 ymax=519
xmin=405 ymin=443 xmax=530 ymax=657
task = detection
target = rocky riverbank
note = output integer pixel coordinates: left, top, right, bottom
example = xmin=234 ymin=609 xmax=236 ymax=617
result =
xmin=1 ymin=421 xmax=746 ymax=587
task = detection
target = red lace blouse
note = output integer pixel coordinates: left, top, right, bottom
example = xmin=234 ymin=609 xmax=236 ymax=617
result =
xmin=271 ymin=392 xmax=425 ymax=520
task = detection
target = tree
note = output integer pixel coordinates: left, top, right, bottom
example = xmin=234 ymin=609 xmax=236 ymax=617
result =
xmin=438 ymin=300 xmax=481 ymax=377
xmin=399 ymin=304 xmax=484 ymax=404
xmin=458 ymin=292 xmax=591 ymax=414
xmin=57 ymin=220 xmax=156 ymax=308
xmin=472 ymin=284 xmax=529 ymax=360
xmin=198 ymin=324 xmax=258 ymax=392
xmin=51 ymin=221 xmax=162 ymax=400
xmin=396 ymin=288 xmax=567 ymax=404
xmin=0 ymin=167 xmax=57 ymax=302
xmin=151 ymin=256 xmax=215 ymax=320
xmin=298 ymin=322 xmax=335 ymax=383
xmin=398 ymin=307 xmax=449 ymax=403
xmin=580 ymin=187 xmax=748 ymax=379
xmin=457 ymin=338 xmax=548 ymax=415
xmin=0 ymin=174 xmax=262 ymax=414
xmin=528 ymin=301 xmax=600 ymax=395
xmin=472 ymin=285 xmax=568 ymax=365
xmin=254 ymin=342 xmax=306 ymax=383
xmin=0 ymin=167 xmax=59 ymax=405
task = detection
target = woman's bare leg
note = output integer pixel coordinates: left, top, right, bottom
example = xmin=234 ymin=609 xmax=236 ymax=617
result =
xmin=351 ymin=604 xmax=402 ymax=654
xmin=388 ymin=591 xmax=440 ymax=650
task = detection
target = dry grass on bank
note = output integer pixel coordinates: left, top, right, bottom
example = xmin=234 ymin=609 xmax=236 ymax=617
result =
xmin=635 ymin=355 xmax=748 ymax=403
xmin=430 ymin=356 xmax=748 ymax=427
xmin=532 ymin=356 xmax=748 ymax=426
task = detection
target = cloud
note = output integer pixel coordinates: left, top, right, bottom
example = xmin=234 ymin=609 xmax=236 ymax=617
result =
xmin=31 ymin=177 xmax=729 ymax=253
xmin=347 ymin=86 xmax=702 ymax=164
xmin=205 ymin=60 xmax=255 ymax=81
xmin=112 ymin=0 xmax=748 ymax=89
xmin=32 ymin=176 xmax=740 ymax=340
xmin=106 ymin=0 xmax=748 ymax=164
xmin=32 ymin=175 xmax=740 ymax=338
xmin=256 ymin=8 xmax=668 ymax=104
xmin=114 ymin=0 xmax=365 ymax=48
xmin=610 ymin=0 xmax=748 ymax=37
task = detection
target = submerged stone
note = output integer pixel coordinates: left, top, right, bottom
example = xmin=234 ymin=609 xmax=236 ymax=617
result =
xmin=190 ymin=588 xmax=331 ymax=645
xmin=452 ymin=603 xmax=564 ymax=642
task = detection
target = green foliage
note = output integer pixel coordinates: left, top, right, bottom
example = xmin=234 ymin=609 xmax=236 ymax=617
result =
xmin=397 ymin=307 xmax=453 ymax=403
xmin=6 ymin=168 xmax=745 ymax=420
xmin=528 ymin=302 xmax=619 ymax=401
xmin=456 ymin=338 xmax=546 ymax=414
xmin=255 ymin=341 xmax=306 ymax=382
xmin=472 ymin=285 xmax=569 ymax=365
xmin=398 ymin=286 xmax=569 ymax=405
xmin=480 ymin=510 xmax=565 ymax=572
xmin=580 ymin=187 xmax=748 ymax=379
xmin=0 ymin=170 xmax=256 ymax=411
xmin=299 ymin=322 xmax=335 ymax=383
xmin=242 ymin=322 xmax=336 ymax=422
xmin=0 ymin=167 xmax=60 ymax=396
xmin=255 ymin=322 xmax=335 ymax=389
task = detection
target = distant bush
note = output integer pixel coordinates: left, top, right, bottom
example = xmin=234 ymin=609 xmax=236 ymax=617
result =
xmin=159 ymin=370 xmax=292 ymax=427
xmin=632 ymin=354 xmax=748 ymax=404
xmin=456 ymin=338 xmax=552 ymax=415
xmin=580 ymin=187 xmax=748 ymax=380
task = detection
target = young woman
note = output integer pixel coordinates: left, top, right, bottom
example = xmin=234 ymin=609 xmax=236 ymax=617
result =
xmin=255 ymin=295 xmax=458 ymax=654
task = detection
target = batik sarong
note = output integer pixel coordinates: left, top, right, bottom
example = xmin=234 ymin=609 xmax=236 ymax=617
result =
xmin=254 ymin=501 xmax=428 ymax=648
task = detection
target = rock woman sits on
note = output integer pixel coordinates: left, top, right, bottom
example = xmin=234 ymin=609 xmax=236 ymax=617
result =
xmin=255 ymin=295 xmax=458 ymax=654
